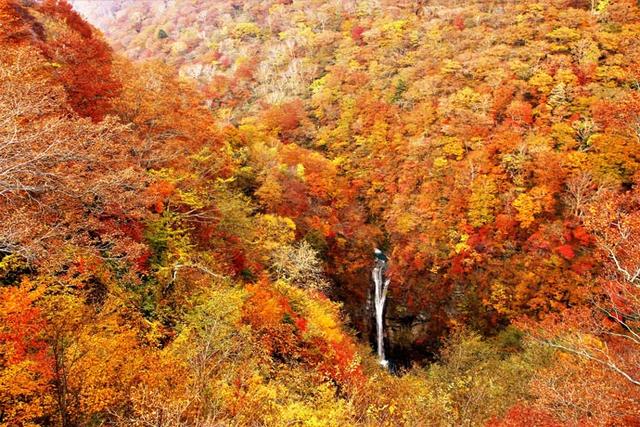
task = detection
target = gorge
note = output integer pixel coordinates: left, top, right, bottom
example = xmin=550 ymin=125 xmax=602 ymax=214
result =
xmin=2 ymin=0 xmax=640 ymax=425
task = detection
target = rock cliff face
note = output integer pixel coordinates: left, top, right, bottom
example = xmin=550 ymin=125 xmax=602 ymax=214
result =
xmin=385 ymin=310 xmax=435 ymax=366
xmin=360 ymin=275 xmax=439 ymax=368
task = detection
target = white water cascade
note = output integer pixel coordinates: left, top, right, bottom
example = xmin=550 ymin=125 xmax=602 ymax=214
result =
xmin=372 ymin=250 xmax=391 ymax=367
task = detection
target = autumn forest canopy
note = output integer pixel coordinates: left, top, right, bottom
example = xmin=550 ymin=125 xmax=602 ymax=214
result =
xmin=1 ymin=0 xmax=640 ymax=425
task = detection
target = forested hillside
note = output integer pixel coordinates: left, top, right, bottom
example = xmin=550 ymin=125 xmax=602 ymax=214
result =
xmin=1 ymin=0 xmax=640 ymax=425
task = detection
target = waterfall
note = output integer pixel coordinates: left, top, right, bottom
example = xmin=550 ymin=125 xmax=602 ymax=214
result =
xmin=372 ymin=250 xmax=390 ymax=367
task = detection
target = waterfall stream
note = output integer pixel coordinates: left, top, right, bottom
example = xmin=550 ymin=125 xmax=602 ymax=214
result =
xmin=372 ymin=253 xmax=390 ymax=367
